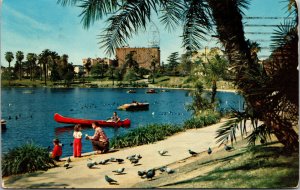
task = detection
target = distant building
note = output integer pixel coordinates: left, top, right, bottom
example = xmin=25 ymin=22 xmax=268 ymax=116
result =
xmin=82 ymin=58 xmax=113 ymax=66
xmin=115 ymin=47 xmax=160 ymax=69
xmin=73 ymin=65 xmax=84 ymax=75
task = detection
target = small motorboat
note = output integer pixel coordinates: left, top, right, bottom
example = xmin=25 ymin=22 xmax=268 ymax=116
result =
xmin=160 ymin=89 xmax=170 ymax=92
xmin=1 ymin=119 xmax=7 ymax=130
xmin=54 ymin=113 xmax=130 ymax=128
xmin=146 ymin=89 xmax=157 ymax=94
xmin=127 ymin=89 xmax=136 ymax=93
xmin=118 ymin=102 xmax=149 ymax=111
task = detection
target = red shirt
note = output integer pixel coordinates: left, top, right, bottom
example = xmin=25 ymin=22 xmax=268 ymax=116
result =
xmin=52 ymin=144 xmax=62 ymax=158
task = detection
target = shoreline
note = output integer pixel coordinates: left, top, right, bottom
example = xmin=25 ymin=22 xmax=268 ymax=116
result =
xmin=3 ymin=119 xmax=255 ymax=188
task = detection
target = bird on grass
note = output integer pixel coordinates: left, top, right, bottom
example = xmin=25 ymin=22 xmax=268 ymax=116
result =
xmin=224 ymin=144 xmax=233 ymax=151
xmin=138 ymin=170 xmax=146 ymax=178
xmin=116 ymin=158 xmax=124 ymax=164
xmin=112 ymin=168 xmax=125 ymax=174
xmin=188 ymin=149 xmax=198 ymax=156
xmin=105 ymin=175 xmax=118 ymax=185
xmin=99 ymin=159 xmax=110 ymax=165
xmin=158 ymin=150 xmax=168 ymax=156
xmin=208 ymin=147 xmax=212 ymax=155
xmin=146 ymin=169 xmax=155 ymax=180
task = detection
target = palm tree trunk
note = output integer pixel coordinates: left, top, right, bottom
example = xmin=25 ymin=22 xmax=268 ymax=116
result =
xmin=211 ymin=80 xmax=217 ymax=103
xmin=19 ymin=61 xmax=22 ymax=80
xmin=8 ymin=62 xmax=11 ymax=86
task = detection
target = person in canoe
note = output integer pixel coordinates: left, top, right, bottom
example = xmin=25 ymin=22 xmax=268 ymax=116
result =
xmin=86 ymin=122 xmax=109 ymax=154
xmin=107 ymin=112 xmax=120 ymax=123
xmin=51 ymin=138 xmax=62 ymax=161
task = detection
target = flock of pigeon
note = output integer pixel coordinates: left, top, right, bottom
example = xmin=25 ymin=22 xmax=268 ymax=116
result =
xmin=61 ymin=144 xmax=233 ymax=186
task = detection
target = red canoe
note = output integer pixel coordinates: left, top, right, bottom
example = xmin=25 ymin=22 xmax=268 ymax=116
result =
xmin=54 ymin=113 xmax=130 ymax=128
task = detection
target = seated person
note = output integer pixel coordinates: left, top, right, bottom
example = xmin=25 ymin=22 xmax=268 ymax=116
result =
xmin=107 ymin=112 xmax=120 ymax=123
xmin=51 ymin=138 xmax=62 ymax=161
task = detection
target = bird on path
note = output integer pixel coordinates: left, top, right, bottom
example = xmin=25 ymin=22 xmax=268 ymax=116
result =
xmin=224 ymin=144 xmax=233 ymax=151
xmin=99 ymin=159 xmax=110 ymax=165
xmin=165 ymin=167 xmax=175 ymax=174
xmin=158 ymin=150 xmax=168 ymax=156
xmin=136 ymin=154 xmax=142 ymax=159
xmin=146 ymin=169 xmax=155 ymax=180
xmin=130 ymin=158 xmax=139 ymax=165
xmin=105 ymin=175 xmax=118 ymax=184
xmin=157 ymin=166 xmax=166 ymax=173
xmin=87 ymin=162 xmax=95 ymax=168
xmin=116 ymin=158 xmax=124 ymax=164
xmin=188 ymin=149 xmax=198 ymax=156
xmin=126 ymin=155 xmax=135 ymax=160
xmin=67 ymin=157 xmax=71 ymax=162
xmin=208 ymin=147 xmax=212 ymax=155
xmin=138 ymin=170 xmax=146 ymax=178
xmin=112 ymin=168 xmax=125 ymax=174
xmin=110 ymin=157 xmax=116 ymax=162
xmin=64 ymin=161 xmax=70 ymax=168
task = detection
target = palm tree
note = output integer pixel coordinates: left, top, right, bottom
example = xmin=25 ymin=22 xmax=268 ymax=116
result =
xmin=5 ymin=52 xmax=14 ymax=85
xmin=16 ymin=51 xmax=24 ymax=80
xmin=58 ymin=0 xmax=299 ymax=151
xmin=84 ymin=58 xmax=92 ymax=77
xmin=26 ymin=53 xmax=37 ymax=81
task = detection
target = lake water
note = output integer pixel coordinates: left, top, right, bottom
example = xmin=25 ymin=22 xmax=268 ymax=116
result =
xmin=1 ymin=88 xmax=244 ymax=157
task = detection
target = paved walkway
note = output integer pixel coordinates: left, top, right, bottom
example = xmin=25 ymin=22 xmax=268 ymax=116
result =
xmin=2 ymin=120 xmax=251 ymax=188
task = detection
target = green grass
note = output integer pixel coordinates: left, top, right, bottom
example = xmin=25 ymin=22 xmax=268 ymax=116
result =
xmin=2 ymin=142 xmax=56 ymax=177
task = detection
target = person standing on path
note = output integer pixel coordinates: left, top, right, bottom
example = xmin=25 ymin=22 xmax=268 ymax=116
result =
xmin=86 ymin=122 xmax=109 ymax=154
xmin=73 ymin=124 xmax=82 ymax=157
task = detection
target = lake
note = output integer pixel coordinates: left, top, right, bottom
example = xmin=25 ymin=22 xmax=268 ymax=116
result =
xmin=1 ymin=88 xmax=244 ymax=157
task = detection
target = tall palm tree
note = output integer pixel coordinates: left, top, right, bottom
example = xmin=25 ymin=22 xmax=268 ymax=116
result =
xmin=16 ymin=51 xmax=24 ymax=80
xmin=5 ymin=52 xmax=14 ymax=85
xmin=26 ymin=53 xmax=37 ymax=81
xmin=58 ymin=0 xmax=299 ymax=151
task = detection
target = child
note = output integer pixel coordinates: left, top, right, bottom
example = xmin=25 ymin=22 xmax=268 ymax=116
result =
xmin=73 ymin=124 xmax=82 ymax=157
xmin=51 ymin=138 xmax=62 ymax=161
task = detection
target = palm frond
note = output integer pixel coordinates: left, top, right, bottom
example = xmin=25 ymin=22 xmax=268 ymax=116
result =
xmin=235 ymin=0 xmax=250 ymax=15
xmin=181 ymin=0 xmax=211 ymax=51
xmin=99 ymin=0 xmax=158 ymax=56
xmin=57 ymin=0 xmax=80 ymax=6
xmin=78 ymin=0 xmax=120 ymax=29
xmin=159 ymin=0 xmax=185 ymax=32
xmin=246 ymin=124 xmax=272 ymax=146
xmin=270 ymin=20 xmax=296 ymax=50
xmin=216 ymin=118 xmax=240 ymax=146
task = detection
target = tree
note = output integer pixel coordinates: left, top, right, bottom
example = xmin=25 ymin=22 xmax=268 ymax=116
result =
xmin=5 ymin=52 xmax=14 ymax=85
xmin=179 ymin=52 xmax=193 ymax=76
xmin=84 ymin=58 xmax=92 ymax=77
xmin=16 ymin=51 xmax=24 ymax=80
xmin=107 ymin=64 xmax=116 ymax=86
xmin=38 ymin=49 xmax=59 ymax=85
xmin=150 ymin=58 xmax=157 ymax=84
xmin=59 ymin=0 xmax=299 ymax=151
xmin=91 ymin=62 xmax=108 ymax=78
xmin=26 ymin=53 xmax=37 ymax=81
xmin=167 ymin=52 xmax=180 ymax=75
xmin=125 ymin=52 xmax=139 ymax=71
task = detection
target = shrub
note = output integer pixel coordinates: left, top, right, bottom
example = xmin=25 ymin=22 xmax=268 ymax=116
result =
xmin=183 ymin=111 xmax=221 ymax=129
xmin=2 ymin=142 xmax=56 ymax=176
xmin=110 ymin=124 xmax=183 ymax=149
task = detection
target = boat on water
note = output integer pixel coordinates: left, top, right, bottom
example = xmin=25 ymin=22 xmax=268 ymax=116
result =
xmin=54 ymin=113 xmax=130 ymax=128
xmin=146 ymin=89 xmax=157 ymax=94
xmin=118 ymin=102 xmax=149 ymax=111
xmin=1 ymin=119 xmax=7 ymax=130
xmin=127 ymin=89 xmax=136 ymax=93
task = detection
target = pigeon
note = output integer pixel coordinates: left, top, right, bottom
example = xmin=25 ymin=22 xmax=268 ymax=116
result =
xmin=99 ymin=159 xmax=110 ymax=165
xmin=126 ymin=154 xmax=136 ymax=160
xmin=158 ymin=166 xmax=166 ymax=173
xmin=158 ymin=150 xmax=168 ymax=156
xmin=93 ymin=161 xmax=98 ymax=165
xmin=116 ymin=158 xmax=124 ymax=164
xmin=130 ymin=158 xmax=139 ymax=165
xmin=188 ymin=149 xmax=198 ymax=156
xmin=112 ymin=168 xmax=125 ymax=174
xmin=67 ymin=157 xmax=71 ymax=162
xmin=146 ymin=169 xmax=155 ymax=180
xmin=136 ymin=154 xmax=142 ymax=159
xmin=208 ymin=147 xmax=212 ymax=155
xmin=64 ymin=161 xmax=70 ymax=168
xmin=165 ymin=167 xmax=175 ymax=174
xmin=105 ymin=175 xmax=118 ymax=184
xmin=224 ymin=144 xmax=233 ymax=151
xmin=110 ymin=157 xmax=116 ymax=162
xmin=138 ymin=170 xmax=146 ymax=178
xmin=87 ymin=162 xmax=95 ymax=168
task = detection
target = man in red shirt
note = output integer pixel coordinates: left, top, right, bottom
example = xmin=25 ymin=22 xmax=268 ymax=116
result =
xmin=86 ymin=122 xmax=109 ymax=154
xmin=51 ymin=138 xmax=62 ymax=161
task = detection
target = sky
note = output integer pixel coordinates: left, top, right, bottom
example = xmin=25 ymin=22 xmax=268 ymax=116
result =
xmin=1 ymin=0 xmax=293 ymax=67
